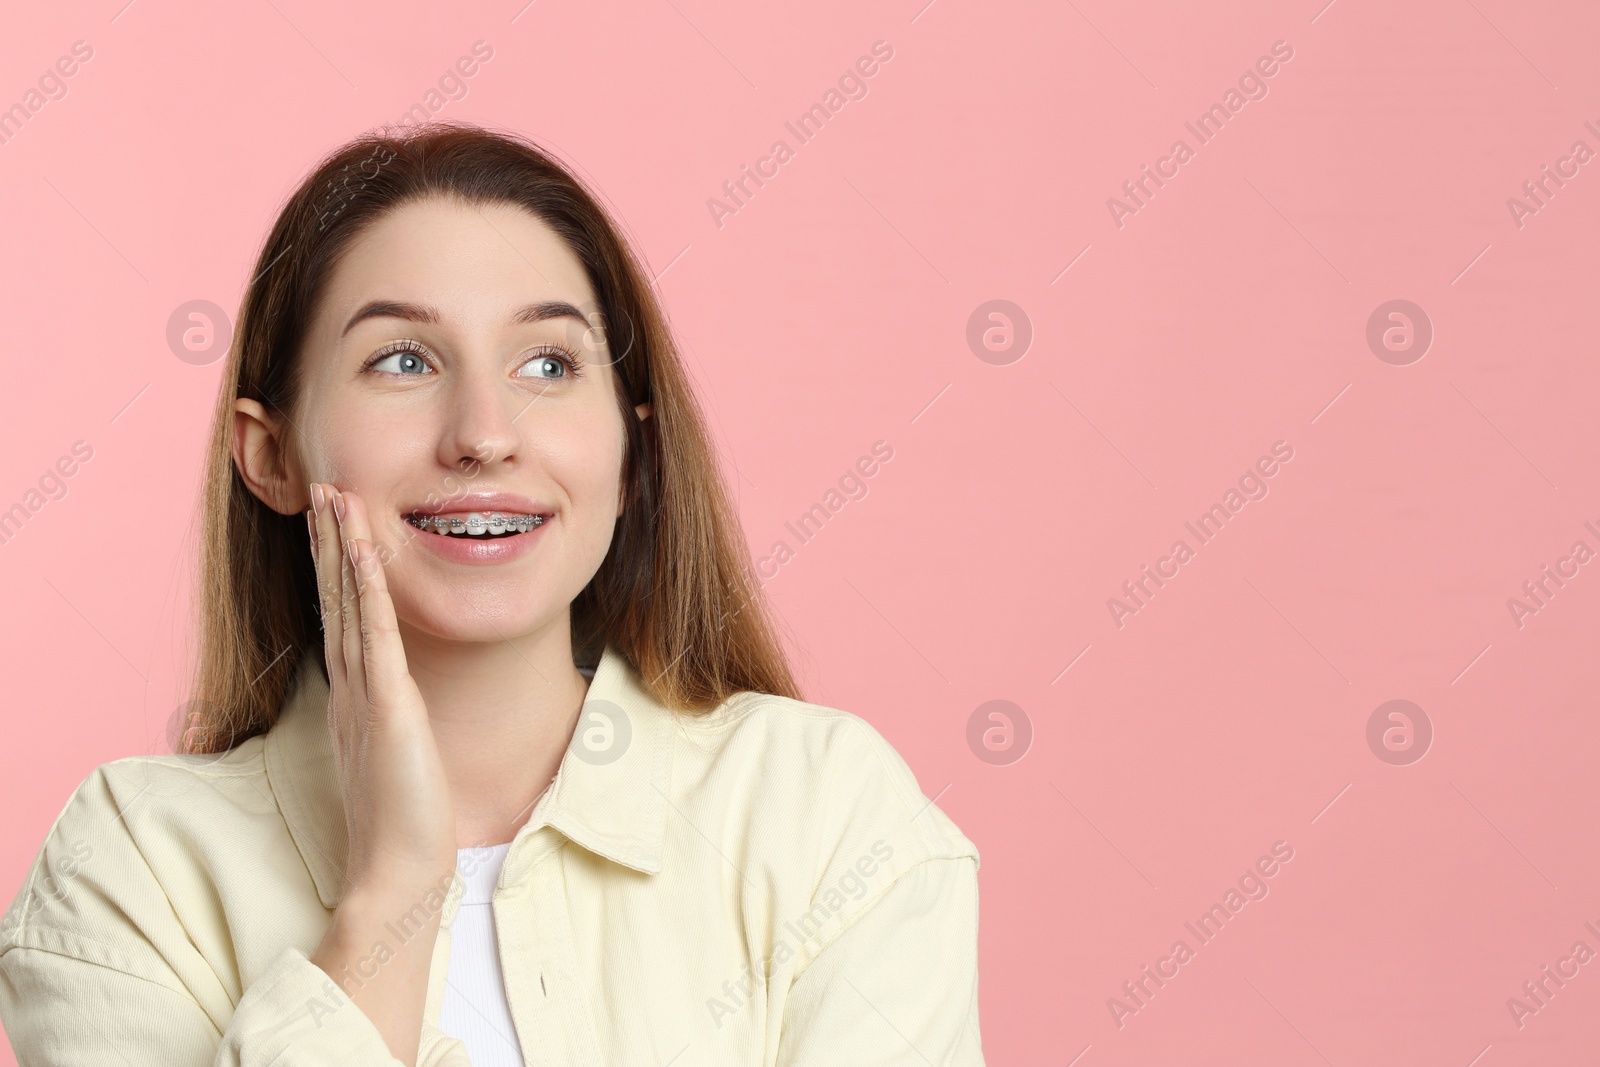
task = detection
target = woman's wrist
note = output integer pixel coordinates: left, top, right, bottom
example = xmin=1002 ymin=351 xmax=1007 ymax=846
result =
xmin=340 ymin=851 xmax=458 ymax=907
xmin=332 ymin=873 xmax=454 ymax=939
xmin=311 ymin=880 xmax=446 ymax=1067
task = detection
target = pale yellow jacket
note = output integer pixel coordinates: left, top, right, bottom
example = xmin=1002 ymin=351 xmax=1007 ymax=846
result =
xmin=0 ymin=645 xmax=984 ymax=1065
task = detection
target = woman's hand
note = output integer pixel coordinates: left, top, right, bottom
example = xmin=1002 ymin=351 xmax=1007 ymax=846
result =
xmin=305 ymin=482 xmax=455 ymax=1066
xmin=308 ymin=482 xmax=456 ymax=896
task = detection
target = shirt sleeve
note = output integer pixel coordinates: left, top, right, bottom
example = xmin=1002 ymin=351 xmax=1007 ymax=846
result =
xmin=775 ymin=856 xmax=984 ymax=1067
xmin=0 ymin=938 xmax=473 ymax=1066
xmin=0 ymin=761 xmax=474 ymax=1067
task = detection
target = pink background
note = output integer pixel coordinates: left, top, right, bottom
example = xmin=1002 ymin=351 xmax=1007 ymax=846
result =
xmin=3 ymin=0 xmax=1598 ymax=1063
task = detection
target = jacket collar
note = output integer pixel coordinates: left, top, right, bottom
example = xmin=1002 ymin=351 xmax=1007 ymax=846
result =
xmin=264 ymin=643 xmax=678 ymax=909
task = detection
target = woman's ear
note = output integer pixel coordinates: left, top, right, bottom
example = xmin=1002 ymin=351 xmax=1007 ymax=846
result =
xmin=232 ymin=398 xmax=309 ymax=516
xmin=634 ymin=401 xmax=653 ymax=421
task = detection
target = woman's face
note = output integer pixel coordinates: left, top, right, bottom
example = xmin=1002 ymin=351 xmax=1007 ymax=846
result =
xmin=265 ymin=195 xmax=646 ymax=645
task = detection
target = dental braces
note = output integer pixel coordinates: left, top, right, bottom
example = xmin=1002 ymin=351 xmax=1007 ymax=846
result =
xmin=407 ymin=514 xmax=547 ymax=534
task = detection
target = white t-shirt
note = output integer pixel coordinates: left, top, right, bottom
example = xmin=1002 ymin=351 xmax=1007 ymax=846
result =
xmin=438 ymin=841 xmax=524 ymax=1066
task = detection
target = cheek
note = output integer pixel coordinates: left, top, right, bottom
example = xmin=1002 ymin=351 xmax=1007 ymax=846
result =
xmin=557 ymin=438 xmax=627 ymax=529
xmin=551 ymin=423 xmax=629 ymax=568
xmin=306 ymin=401 xmax=422 ymax=484
xmin=546 ymin=406 xmax=629 ymax=502
xmin=301 ymin=406 xmax=436 ymax=561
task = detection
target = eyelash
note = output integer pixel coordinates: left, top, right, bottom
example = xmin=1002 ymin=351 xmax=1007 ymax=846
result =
xmin=360 ymin=340 xmax=585 ymax=381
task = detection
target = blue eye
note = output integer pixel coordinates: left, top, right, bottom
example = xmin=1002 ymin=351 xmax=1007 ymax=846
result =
xmin=518 ymin=351 xmax=580 ymax=380
xmin=367 ymin=345 xmax=432 ymax=375
xmin=361 ymin=343 xmax=583 ymax=381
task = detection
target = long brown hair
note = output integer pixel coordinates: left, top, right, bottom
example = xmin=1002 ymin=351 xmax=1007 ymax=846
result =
xmin=184 ymin=120 xmax=800 ymax=753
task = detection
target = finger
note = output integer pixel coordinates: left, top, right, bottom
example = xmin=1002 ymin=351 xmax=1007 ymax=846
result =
xmin=338 ymin=487 xmax=380 ymax=698
xmin=346 ymin=524 xmax=407 ymax=711
xmin=311 ymin=483 xmax=347 ymax=691
xmin=312 ymin=483 xmax=355 ymax=762
xmin=334 ymin=489 xmax=367 ymax=704
xmin=341 ymin=492 xmax=416 ymax=732
xmin=305 ymin=507 xmax=324 ymax=639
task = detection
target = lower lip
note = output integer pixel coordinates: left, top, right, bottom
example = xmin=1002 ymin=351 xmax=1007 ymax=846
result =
xmin=405 ymin=518 xmax=551 ymax=565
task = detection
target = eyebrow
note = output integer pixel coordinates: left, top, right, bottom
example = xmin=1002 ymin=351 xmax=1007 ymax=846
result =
xmin=341 ymin=299 xmax=590 ymax=337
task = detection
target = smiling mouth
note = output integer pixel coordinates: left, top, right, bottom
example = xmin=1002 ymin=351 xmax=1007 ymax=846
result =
xmin=404 ymin=511 xmax=550 ymax=539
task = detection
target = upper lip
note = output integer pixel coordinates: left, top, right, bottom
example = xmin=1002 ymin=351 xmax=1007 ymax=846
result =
xmin=404 ymin=492 xmax=553 ymax=518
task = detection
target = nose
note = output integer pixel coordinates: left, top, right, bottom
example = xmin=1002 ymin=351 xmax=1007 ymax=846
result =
xmin=436 ymin=358 xmax=526 ymax=473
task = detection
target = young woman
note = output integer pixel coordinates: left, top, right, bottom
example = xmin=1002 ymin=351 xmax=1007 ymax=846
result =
xmin=0 ymin=123 xmax=983 ymax=1066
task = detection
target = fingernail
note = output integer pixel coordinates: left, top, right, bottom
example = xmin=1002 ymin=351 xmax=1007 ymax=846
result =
xmin=310 ymin=483 xmax=325 ymax=515
xmin=347 ymin=540 xmax=359 ymax=568
xmin=333 ymin=491 xmax=346 ymax=523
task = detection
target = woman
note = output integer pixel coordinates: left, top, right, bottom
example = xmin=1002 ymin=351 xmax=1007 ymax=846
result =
xmin=0 ymin=122 xmax=983 ymax=1066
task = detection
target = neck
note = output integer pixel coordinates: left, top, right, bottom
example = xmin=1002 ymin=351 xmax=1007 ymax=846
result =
xmin=397 ymin=614 xmax=591 ymax=850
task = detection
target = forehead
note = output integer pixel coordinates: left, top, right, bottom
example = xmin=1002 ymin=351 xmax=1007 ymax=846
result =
xmin=318 ymin=196 xmax=597 ymax=327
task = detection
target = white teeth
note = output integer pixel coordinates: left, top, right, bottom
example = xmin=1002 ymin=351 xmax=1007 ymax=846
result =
xmin=406 ymin=510 xmax=546 ymax=537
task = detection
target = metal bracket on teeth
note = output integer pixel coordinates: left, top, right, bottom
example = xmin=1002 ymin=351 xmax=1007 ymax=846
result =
xmin=414 ymin=514 xmax=542 ymax=533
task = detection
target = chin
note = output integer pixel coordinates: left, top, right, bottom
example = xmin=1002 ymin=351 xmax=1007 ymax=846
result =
xmin=390 ymin=587 xmax=554 ymax=643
